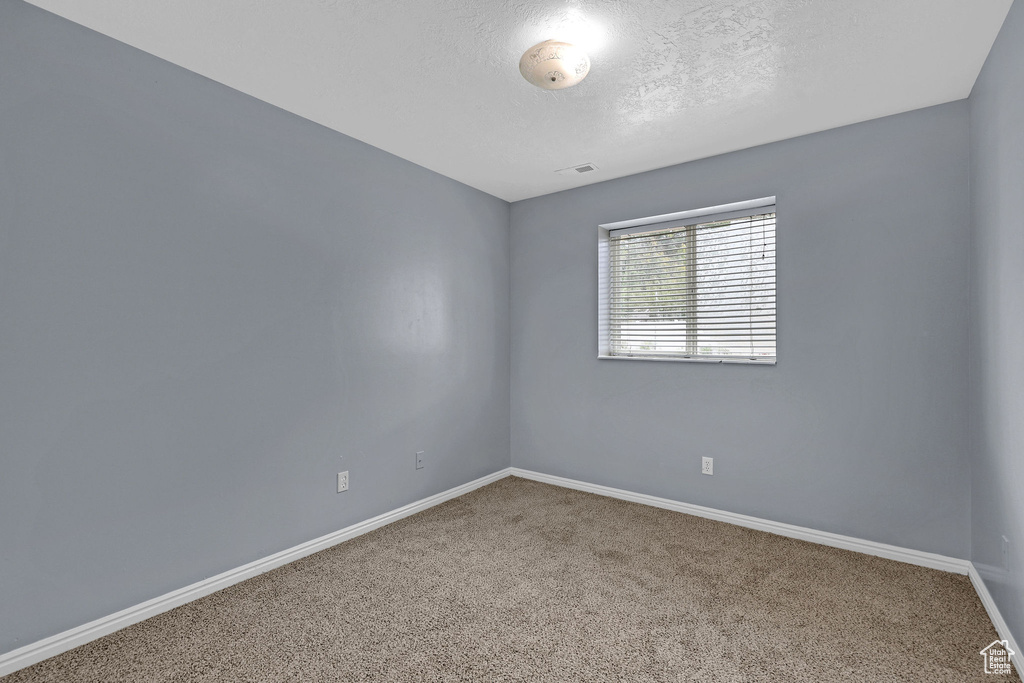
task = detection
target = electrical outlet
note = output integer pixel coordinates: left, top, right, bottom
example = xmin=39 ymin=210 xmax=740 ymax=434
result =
xmin=701 ymin=457 xmax=714 ymax=476
xmin=1002 ymin=536 xmax=1010 ymax=570
xmin=415 ymin=451 xmax=425 ymax=470
xmin=337 ymin=471 xmax=349 ymax=492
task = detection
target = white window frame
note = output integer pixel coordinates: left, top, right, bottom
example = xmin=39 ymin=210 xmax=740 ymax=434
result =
xmin=598 ymin=196 xmax=777 ymax=365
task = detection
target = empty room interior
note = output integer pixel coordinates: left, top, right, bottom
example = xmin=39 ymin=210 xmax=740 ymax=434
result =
xmin=2 ymin=0 xmax=1023 ymax=680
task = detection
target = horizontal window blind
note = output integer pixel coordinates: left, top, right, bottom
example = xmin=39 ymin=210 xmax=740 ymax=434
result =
xmin=607 ymin=209 xmax=776 ymax=362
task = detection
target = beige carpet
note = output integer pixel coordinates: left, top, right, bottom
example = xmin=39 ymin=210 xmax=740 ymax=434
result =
xmin=4 ymin=476 xmax=1016 ymax=682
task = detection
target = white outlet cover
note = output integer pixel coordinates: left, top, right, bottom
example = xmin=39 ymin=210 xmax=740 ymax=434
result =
xmin=337 ymin=471 xmax=349 ymax=492
xmin=701 ymin=457 xmax=714 ymax=475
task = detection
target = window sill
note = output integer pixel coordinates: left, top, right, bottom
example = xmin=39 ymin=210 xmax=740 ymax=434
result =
xmin=598 ymin=354 xmax=776 ymax=365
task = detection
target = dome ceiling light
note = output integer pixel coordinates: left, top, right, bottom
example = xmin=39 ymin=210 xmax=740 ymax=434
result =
xmin=519 ymin=40 xmax=590 ymax=90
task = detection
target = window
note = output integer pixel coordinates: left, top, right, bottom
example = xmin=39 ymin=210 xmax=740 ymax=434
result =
xmin=598 ymin=197 xmax=776 ymax=364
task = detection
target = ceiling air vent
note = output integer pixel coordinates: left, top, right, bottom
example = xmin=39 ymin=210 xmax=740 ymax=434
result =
xmin=555 ymin=163 xmax=599 ymax=176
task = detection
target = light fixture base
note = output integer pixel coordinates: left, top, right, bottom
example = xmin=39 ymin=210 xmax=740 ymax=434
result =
xmin=519 ymin=40 xmax=590 ymax=90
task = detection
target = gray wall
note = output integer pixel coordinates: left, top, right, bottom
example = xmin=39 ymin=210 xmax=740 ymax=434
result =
xmin=510 ymin=102 xmax=972 ymax=559
xmin=7 ymin=0 xmax=1017 ymax=661
xmin=0 ymin=1 xmax=510 ymax=655
xmin=970 ymin=0 xmax=1024 ymax=651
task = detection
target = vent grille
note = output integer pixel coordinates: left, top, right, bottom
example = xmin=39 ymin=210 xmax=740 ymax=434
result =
xmin=555 ymin=162 xmax=599 ymax=176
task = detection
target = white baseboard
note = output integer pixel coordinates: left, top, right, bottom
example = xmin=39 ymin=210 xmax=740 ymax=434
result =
xmin=968 ymin=564 xmax=1022 ymax=675
xmin=0 ymin=468 xmax=512 ymax=678
xmin=509 ymin=468 xmax=970 ymax=574
xmin=5 ymin=465 xmax=1018 ymax=679
xmin=511 ymin=467 xmax=1024 ymax=671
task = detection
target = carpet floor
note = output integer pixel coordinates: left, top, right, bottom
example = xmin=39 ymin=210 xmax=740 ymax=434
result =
xmin=4 ymin=476 xmax=1016 ymax=682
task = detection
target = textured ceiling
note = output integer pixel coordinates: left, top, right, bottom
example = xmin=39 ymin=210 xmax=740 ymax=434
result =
xmin=26 ymin=0 xmax=1013 ymax=201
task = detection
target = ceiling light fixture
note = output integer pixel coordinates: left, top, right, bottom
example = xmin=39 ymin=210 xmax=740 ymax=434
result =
xmin=519 ymin=40 xmax=590 ymax=90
